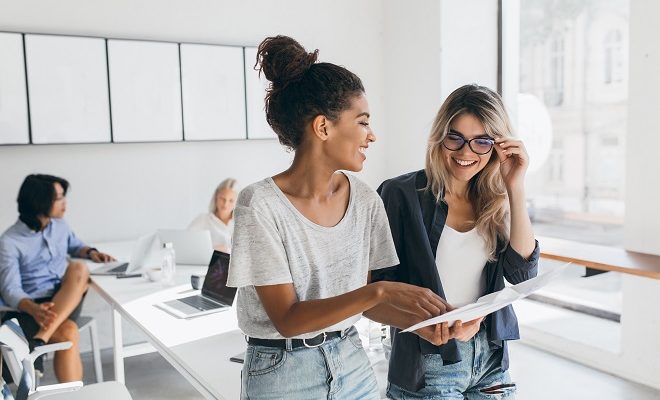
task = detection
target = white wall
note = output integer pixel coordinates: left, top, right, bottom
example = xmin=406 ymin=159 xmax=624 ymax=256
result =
xmin=439 ymin=0 xmax=499 ymax=101
xmin=624 ymin=0 xmax=660 ymax=256
xmin=382 ymin=0 xmax=499 ymax=179
xmin=381 ymin=0 xmax=443 ymax=178
xmin=0 ymin=0 xmax=392 ymax=352
xmin=0 ymin=0 xmax=502 ymax=242
xmin=0 ymin=0 xmax=387 ymax=243
xmin=0 ymin=0 xmax=507 ymax=354
xmin=0 ymin=141 xmax=292 ymax=241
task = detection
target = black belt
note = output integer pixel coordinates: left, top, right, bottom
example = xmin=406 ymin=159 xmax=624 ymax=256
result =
xmin=248 ymin=330 xmax=343 ymax=349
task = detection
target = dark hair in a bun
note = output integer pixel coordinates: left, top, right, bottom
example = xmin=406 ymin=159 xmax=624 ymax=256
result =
xmin=256 ymin=35 xmax=364 ymax=150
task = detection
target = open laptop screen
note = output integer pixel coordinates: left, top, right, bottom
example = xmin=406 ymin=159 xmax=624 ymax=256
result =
xmin=201 ymin=251 xmax=237 ymax=306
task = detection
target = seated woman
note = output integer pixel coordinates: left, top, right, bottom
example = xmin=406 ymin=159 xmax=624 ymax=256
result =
xmin=188 ymin=178 xmax=238 ymax=253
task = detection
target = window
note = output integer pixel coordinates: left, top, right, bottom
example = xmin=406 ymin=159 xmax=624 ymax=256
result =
xmin=548 ymin=138 xmax=564 ymax=184
xmin=546 ymin=35 xmax=564 ymax=106
xmin=502 ymin=0 xmax=629 ymax=246
xmin=501 ymin=1 xmax=631 ymax=341
xmin=604 ymin=29 xmax=624 ymax=84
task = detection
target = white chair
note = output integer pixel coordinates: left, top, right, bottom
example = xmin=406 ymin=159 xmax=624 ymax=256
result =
xmin=0 ymin=299 xmax=102 ymax=383
xmin=0 ymin=319 xmax=132 ymax=400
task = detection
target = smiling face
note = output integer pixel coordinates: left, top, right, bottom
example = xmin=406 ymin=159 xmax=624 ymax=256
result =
xmin=441 ymin=113 xmax=495 ymax=184
xmin=323 ymin=94 xmax=376 ymax=172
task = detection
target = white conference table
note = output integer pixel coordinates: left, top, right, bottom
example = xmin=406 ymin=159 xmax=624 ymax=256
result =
xmin=89 ymin=240 xmax=389 ymax=399
xmin=89 ymin=240 xmax=244 ymax=399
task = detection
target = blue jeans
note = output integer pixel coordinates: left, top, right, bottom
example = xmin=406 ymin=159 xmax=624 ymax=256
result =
xmin=241 ymin=326 xmax=380 ymax=400
xmin=387 ymin=326 xmax=516 ymax=399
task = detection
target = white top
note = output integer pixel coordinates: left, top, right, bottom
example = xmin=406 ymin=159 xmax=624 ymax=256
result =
xmin=188 ymin=212 xmax=234 ymax=250
xmin=435 ymin=225 xmax=489 ymax=307
xmin=227 ymin=173 xmax=399 ymax=339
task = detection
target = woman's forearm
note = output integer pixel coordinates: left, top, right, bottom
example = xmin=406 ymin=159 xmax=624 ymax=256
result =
xmin=508 ymin=186 xmax=536 ymax=258
xmin=363 ymin=303 xmax=418 ymax=331
xmin=257 ymin=279 xmax=445 ymax=338
xmin=257 ymin=283 xmax=385 ymax=337
xmin=18 ymin=298 xmax=38 ymax=316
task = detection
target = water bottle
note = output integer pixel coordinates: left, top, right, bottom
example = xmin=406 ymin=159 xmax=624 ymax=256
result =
xmin=161 ymin=242 xmax=176 ymax=285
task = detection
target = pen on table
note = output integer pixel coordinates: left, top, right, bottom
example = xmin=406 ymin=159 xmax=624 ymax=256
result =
xmin=116 ymin=273 xmax=142 ymax=279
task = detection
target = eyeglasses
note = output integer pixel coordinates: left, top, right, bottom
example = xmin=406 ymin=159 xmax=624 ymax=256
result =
xmin=442 ymin=132 xmax=495 ymax=155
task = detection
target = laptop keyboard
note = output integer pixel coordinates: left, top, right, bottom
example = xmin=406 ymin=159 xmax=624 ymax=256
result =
xmin=108 ymin=263 xmax=128 ymax=273
xmin=178 ymin=295 xmax=223 ymax=311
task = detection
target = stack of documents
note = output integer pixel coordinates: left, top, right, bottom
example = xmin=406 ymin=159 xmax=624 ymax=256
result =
xmin=402 ymin=263 xmax=570 ymax=332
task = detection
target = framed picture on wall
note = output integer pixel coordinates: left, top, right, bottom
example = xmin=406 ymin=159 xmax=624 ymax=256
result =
xmin=0 ymin=32 xmax=29 ymax=145
xmin=108 ymin=39 xmax=183 ymax=143
xmin=180 ymin=43 xmax=246 ymax=141
xmin=244 ymin=46 xmax=276 ymax=140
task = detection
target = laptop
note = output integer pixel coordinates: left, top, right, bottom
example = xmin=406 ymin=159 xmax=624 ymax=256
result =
xmin=157 ymin=229 xmax=214 ymax=265
xmin=90 ymin=233 xmax=159 ymax=276
xmin=155 ymin=251 xmax=237 ymax=319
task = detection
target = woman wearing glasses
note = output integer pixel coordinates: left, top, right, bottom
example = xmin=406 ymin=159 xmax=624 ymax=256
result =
xmin=367 ymin=84 xmax=539 ymax=399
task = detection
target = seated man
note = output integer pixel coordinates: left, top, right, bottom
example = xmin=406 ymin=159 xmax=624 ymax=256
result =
xmin=0 ymin=174 xmax=114 ymax=383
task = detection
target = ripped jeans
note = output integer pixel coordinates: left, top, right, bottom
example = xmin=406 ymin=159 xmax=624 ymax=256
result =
xmin=387 ymin=326 xmax=516 ymax=399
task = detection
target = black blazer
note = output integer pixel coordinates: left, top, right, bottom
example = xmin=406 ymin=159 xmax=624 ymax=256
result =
xmin=372 ymin=170 xmax=540 ymax=392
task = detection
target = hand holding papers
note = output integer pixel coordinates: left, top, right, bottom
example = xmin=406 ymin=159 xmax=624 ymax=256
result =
xmin=402 ymin=263 xmax=570 ymax=333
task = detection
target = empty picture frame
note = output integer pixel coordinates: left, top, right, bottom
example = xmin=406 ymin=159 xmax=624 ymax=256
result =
xmin=244 ymin=47 xmax=276 ymax=139
xmin=0 ymin=32 xmax=30 ymax=144
xmin=180 ymin=44 xmax=246 ymax=141
xmin=108 ymin=39 xmax=183 ymax=142
xmin=25 ymin=34 xmax=111 ymax=144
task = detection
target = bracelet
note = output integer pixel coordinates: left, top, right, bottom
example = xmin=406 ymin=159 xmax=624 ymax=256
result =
xmin=86 ymin=247 xmax=99 ymax=259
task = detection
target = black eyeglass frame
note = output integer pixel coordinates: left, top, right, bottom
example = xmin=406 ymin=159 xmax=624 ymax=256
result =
xmin=441 ymin=132 xmax=496 ymax=155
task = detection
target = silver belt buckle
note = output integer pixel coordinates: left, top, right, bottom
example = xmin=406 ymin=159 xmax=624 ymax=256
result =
xmin=303 ymin=332 xmax=327 ymax=348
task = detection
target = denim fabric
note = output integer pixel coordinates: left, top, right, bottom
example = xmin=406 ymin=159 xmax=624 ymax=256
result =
xmin=240 ymin=326 xmax=380 ymax=400
xmin=387 ymin=326 xmax=516 ymax=400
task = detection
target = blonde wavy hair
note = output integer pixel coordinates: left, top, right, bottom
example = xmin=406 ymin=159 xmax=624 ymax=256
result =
xmin=425 ymin=84 xmax=513 ymax=260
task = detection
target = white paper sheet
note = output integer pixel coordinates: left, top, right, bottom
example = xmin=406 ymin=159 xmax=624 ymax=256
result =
xmin=402 ymin=263 xmax=570 ymax=332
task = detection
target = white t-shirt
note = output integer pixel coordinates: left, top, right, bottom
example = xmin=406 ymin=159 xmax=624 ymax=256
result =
xmin=188 ymin=212 xmax=234 ymax=250
xmin=435 ymin=225 xmax=489 ymax=307
xmin=227 ymin=173 xmax=399 ymax=339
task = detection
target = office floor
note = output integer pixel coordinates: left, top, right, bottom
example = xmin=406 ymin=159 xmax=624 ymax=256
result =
xmin=36 ymin=342 xmax=660 ymax=400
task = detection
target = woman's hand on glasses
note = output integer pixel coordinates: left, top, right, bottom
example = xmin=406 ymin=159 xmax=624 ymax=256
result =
xmin=494 ymin=137 xmax=529 ymax=192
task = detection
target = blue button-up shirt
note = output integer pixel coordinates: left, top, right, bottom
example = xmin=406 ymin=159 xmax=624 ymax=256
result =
xmin=0 ymin=219 xmax=86 ymax=309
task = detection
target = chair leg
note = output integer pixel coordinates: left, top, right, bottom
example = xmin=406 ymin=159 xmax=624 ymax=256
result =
xmin=88 ymin=319 xmax=104 ymax=383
